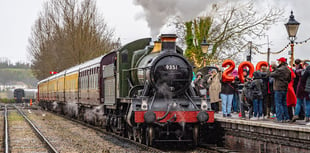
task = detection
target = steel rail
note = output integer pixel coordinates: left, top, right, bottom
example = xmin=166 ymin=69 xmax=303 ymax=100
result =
xmin=4 ymin=105 xmax=9 ymax=153
xmin=13 ymin=105 xmax=59 ymax=153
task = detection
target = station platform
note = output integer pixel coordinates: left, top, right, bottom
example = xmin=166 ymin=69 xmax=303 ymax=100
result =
xmin=213 ymin=112 xmax=310 ymax=153
xmin=215 ymin=112 xmax=310 ymax=132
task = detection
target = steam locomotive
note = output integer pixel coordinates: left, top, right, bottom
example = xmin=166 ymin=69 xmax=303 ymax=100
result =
xmin=38 ymin=34 xmax=214 ymax=146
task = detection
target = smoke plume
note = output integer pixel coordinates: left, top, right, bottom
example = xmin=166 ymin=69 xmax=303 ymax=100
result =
xmin=84 ymin=104 xmax=105 ymax=126
xmin=65 ymin=102 xmax=78 ymax=118
xmin=133 ymin=0 xmax=212 ymax=38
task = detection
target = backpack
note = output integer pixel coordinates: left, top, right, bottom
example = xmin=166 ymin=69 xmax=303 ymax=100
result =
xmin=243 ymin=81 xmax=253 ymax=104
xmin=305 ymin=76 xmax=310 ymax=93
xmin=251 ymin=79 xmax=263 ymax=98
xmin=301 ymin=69 xmax=310 ymax=93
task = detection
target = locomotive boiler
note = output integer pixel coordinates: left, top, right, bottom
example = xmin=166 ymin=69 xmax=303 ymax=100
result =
xmin=37 ymin=34 xmax=214 ymax=147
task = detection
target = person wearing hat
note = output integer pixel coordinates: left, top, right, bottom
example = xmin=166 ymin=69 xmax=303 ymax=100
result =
xmin=194 ymin=72 xmax=206 ymax=97
xmin=294 ymin=59 xmax=302 ymax=92
xmin=269 ymin=57 xmax=292 ymax=123
xmin=207 ymin=69 xmax=222 ymax=112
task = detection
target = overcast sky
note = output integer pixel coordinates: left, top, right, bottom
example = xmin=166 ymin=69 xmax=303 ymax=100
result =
xmin=0 ymin=0 xmax=309 ymax=64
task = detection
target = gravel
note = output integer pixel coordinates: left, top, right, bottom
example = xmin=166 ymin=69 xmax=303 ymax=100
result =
xmin=8 ymin=110 xmax=48 ymax=153
xmin=24 ymin=109 xmax=148 ymax=153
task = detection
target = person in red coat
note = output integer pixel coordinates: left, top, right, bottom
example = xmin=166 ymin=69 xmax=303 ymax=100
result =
xmin=287 ymin=66 xmax=297 ymax=119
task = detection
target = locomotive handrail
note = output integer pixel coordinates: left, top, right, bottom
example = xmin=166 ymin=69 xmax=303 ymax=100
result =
xmin=149 ymin=92 xmax=157 ymax=109
xmin=122 ymin=66 xmax=152 ymax=72
xmin=156 ymin=103 xmax=172 ymax=121
xmin=185 ymin=92 xmax=200 ymax=110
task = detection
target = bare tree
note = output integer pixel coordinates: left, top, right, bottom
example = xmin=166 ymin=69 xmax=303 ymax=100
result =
xmin=182 ymin=1 xmax=283 ymax=68
xmin=28 ymin=0 xmax=120 ymax=80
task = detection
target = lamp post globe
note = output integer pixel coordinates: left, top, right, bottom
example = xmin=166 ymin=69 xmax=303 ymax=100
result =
xmin=201 ymin=37 xmax=210 ymax=67
xmin=285 ymin=11 xmax=300 ymax=67
xmin=201 ymin=37 xmax=210 ymax=54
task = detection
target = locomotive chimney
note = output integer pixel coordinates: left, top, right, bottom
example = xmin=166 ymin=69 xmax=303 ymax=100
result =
xmin=160 ymin=34 xmax=177 ymax=53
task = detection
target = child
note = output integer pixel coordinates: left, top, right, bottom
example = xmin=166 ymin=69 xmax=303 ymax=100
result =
xmin=241 ymin=80 xmax=253 ymax=119
xmin=251 ymin=71 xmax=264 ymax=120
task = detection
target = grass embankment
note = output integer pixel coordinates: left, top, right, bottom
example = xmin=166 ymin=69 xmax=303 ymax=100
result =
xmin=0 ymin=91 xmax=15 ymax=103
xmin=0 ymin=68 xmax=38 ymax=88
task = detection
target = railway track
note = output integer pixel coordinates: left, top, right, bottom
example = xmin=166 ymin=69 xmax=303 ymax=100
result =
xmin=0 ymin=105 xmax=7 ymax=153
xmin=2 ymin=103 xmax=240 ymax=152
xmin=4 ymin=105 xmax=9 ymax=153
xmin=3 ymin=104 xmax=58 ymax=153
xmin=48 ymin=109 xmax=239 ymax=153
xmin=1 ymin=103 xmax=240 ymax=152
xmin=50 ymin=111 xmax=164 ymax=153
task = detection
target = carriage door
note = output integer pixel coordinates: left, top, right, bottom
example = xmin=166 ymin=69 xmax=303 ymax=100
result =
xmin=103 ymin=64 xmax=116 ymax=106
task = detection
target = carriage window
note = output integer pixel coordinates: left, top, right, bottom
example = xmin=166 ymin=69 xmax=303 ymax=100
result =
xmin=93 ymin=75 xmax=95 ymax=89
xmin=94 ymin=75 xmax=96 ymax=88
xmin=94 ymin=76 xmax=96 ymax=88
xmin=83 ymin=77 xmax=86 ymax=89
xmin=90 ymin=76 xmax=92 ymax=89
xmin=92 ymin=76 xmax=94 ymax=89
xmin=82 ymin=78 xmax=84 ymax=89
xmin=95 ymin=75 xmax=98 ymax=88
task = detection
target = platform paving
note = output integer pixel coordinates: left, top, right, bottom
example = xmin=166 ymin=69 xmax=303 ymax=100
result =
xmin=215 ymin=112 xmax=310 ymax=133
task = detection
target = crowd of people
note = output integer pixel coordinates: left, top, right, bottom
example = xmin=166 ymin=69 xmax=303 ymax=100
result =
xmin=194 ymin=57 xmax=310 ymax=124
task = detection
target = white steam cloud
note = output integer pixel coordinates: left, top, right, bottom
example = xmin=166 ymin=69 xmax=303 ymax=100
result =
xmin=133 ymin=0 xmax=212 ymax=38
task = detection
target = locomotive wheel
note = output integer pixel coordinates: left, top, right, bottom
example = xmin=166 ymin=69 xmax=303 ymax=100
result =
xmin=138 ymin=128 xmax=144 ymax=144
xmin=133 ymin=129 xmax=139 ymax=142
xmin=127 ymin=128 xmax=133 ymax=140
xmin=145 ymin=126 xmax=154 ymax=146
xmin=133 ymin=128 xmax=144 ymax=144
xmin=193 ymin=125 xmax=199 ymax=146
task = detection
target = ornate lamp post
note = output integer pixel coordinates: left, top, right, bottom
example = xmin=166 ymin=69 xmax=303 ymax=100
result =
xmin=285 ymin=11 xmax=300 ymax=67
xmin=201 ymin=37 xmax=210 ymax=67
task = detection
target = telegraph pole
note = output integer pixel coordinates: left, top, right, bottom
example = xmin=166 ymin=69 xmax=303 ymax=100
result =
xmin=266 ymin=35 xmax=270 ymax=64
xmin=246 ymin=41 xmax=252 ymax=62
xmin=267 ymin=48 xmax=270 ymax=64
